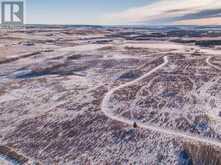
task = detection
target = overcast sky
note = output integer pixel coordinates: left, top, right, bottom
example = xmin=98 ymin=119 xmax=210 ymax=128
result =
xmin=3 ymin=0 xmax=221 ymax=25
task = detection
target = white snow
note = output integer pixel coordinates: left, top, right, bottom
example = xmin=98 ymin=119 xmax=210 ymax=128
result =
xmin=101 ymin=55 xmax=221 ymax=148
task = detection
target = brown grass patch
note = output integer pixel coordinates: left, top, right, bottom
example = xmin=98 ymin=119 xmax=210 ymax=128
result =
xmin=183 ymin=141 xmax=221 ymax=165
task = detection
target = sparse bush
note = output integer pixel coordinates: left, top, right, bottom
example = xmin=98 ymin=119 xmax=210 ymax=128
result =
xmin=183 ymin=142 xmax=221 ymax=165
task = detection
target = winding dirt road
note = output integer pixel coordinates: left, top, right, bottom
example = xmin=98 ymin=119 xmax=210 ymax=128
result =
xmin=101 ymin=55 xmax=221 ymax=148
xmin=206 ymin=56 xmax=221 ymax=71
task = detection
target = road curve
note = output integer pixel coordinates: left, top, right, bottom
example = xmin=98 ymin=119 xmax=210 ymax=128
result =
xmin=101 ymin=56 xmax=221 ymax=148
xmin=206 ymin=56 xmax=221 ymax=71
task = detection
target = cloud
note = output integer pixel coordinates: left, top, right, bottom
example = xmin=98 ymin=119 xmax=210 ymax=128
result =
xmin=102 ymin=0 xmax=221 ymax=25
xmin=174 ymin=8 xmax=221 ymax=20
xmin=176 ymin=17 xmax=221 ymax=25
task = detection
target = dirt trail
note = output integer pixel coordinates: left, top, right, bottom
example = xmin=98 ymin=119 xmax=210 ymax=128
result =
xmin=101 ymin=56 xmax=221 ymax=148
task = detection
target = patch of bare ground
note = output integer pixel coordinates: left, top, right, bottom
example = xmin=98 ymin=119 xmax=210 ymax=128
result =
xmin=0 ymin=56 xmax=6 ymax=61
xmin=211 ymin=57 xmax=221 ymax=68
xmin=97 ymin=46 xmax=117 ymax=51
xmin=183 ymin=142 xmax=221 ymax=165
xmin=0 ymin=51 xmax=41 ymax=64
xmin=0 ymin=89 xmax=6 ymax=96
xmin=0 ymin=146 xmax=31 ymax=164
xmin=0 ymin=49 xmax=54 ymax=65
xmin=123 ymin=46 xmax=156 ymax=55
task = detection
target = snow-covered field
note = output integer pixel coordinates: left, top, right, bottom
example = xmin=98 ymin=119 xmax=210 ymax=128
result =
xmin=0 ymin=26 xmax=221 ymax=165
